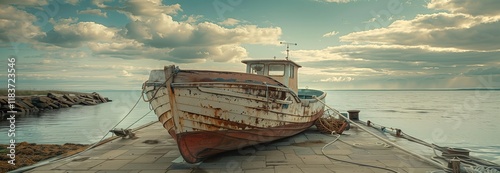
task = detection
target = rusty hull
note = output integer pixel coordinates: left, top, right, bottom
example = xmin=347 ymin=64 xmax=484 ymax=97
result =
xmin=144 ymin=66 xmax=326 ymax=163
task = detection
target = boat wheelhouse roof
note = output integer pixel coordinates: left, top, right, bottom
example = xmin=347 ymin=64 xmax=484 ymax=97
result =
xmin=241 ymin=59 xmax=302 ymax=68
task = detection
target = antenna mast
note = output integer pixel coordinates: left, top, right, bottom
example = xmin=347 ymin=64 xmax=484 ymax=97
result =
xmin=280 ymin=42 xmax=297 ymax=60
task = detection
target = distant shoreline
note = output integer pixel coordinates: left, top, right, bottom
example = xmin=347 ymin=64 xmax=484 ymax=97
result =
xmin=324 ymin=88 xmax=500 ymax=91
xmin=1 ymin=90 xmax=111 ymax=118
xmin=0 ymin=90 xmax=90 ymax=96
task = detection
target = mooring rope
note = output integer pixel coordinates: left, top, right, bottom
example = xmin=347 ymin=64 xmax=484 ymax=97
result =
xmin=68 ymin=90 xmax=145 ymax=156
xmin=125 ymin=109 xmax=153 ymax=130
xmin=16 ymin=91 xmax=154 ymax=173
xmin=321 ymin=132 xmax=399 ymax=173
xmin=365 ymin=119 xmax=500 ymax=171
xmin=312 ymin=96 xmax=450 ymax=172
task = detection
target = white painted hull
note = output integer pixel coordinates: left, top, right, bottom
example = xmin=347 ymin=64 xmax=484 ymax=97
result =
xmin=144 ymin=66 xmax=326 ymax=163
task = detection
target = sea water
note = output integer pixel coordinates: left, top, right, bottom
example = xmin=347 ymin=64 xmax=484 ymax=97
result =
xmin=325 ymin=90 xmax=500 ymax=164
xmin=0 ymin=90 xmax=156 ymax=144
xmin=1 ymin=89 xmax=499 ymax=164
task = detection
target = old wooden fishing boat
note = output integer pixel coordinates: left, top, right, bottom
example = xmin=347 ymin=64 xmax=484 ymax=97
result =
xmin=143 ymin=58 xmax=326 ymax=163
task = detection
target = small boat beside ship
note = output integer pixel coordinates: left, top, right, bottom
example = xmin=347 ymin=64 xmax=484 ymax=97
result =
xmin=143 ymin=58 xmax=326 ymax=163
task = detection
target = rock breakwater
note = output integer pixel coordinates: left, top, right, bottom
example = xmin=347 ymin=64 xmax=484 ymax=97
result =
xmin=0 ymin=91 xmax=110 ymax=119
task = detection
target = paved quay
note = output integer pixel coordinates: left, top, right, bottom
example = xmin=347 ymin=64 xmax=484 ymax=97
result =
xmin=27 ymin=121 xmax=442 ymax=173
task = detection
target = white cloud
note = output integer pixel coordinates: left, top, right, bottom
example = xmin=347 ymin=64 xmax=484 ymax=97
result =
xmin=122 ymin=70 xmax=133 ymax=77
xmin=427 ymin=0 xmax=500 ymax=16
xmin=120 ymin=0 xmax=182 ymax=17
xmin=18 ymin=0 xmax=281 ymax=64
xmin=322 ymin=31 xmax=339 ymax=37
xmin=319 ymin=76 xmax=354 ymax=82
xmin=0 ymin=0 xmax=48 ymax=6
xmin=92 ymin=0 xmax=112 ymax=8
xmin=183 ymin=15 xmax=203 ymax=23
xmin=3 ymin=0 xmax=282 ymax=64
xmin=78 ymin=8 xmax=107 ymax=17
xmin=0 ymin=5 xmax=45 ymax=44
xmin=340 ymin=13 xmax=500 ymax=51
xmin=218 ymin=18 xmax=240 ymax=26
xmin=292 ymin=43 xmax=500 ymax=87
xmin=40 ymin=19 xmax=118 ymax=48
xmin=124 ymin=14 xmax=281 ymax=48
xmin=119 ymin=11 xmax=281 ymax=62
xmin=320 ymin=0 xmax=354 ymax=3
xmin=169 ymin=45 xmax=248 ymax=63
xmin=64 ymin=0 xmax=79 ymax=5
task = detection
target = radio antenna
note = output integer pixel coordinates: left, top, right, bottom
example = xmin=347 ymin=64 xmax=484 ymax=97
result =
xmin=280 ymin=42 xmax=297 ymax=60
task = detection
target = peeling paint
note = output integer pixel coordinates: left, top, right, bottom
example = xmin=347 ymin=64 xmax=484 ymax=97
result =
xmin=144 ymin=65 xmax=327 ymax=163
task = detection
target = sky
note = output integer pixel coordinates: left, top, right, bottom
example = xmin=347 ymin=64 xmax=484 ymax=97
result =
xmin=1 ymin=0 xmax=500 ymax=90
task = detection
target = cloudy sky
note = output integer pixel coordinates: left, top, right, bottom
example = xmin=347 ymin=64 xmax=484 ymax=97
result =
xmin=1 ymin=0 xmax=499 ymax=90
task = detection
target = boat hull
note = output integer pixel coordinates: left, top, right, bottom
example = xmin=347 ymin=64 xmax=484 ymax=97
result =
xmin=144 ymin=66 xmax=326 ymax=163
xmin=176 ymin=118 xmax=321 ymax=163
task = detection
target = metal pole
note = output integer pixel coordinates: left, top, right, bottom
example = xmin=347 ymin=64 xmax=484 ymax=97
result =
xmin=280 ymin=42 xmax=297 ymax=60
xmin=286 ymin=44 xmax=289 ymax=60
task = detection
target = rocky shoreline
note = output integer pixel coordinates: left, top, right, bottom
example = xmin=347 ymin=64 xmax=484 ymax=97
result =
xmin=0 ymin=91 xmax=109 ymax=172
xmin=0 ymin=142 xmax=89 ymax=172
xmin=0 ymin=91 xmax=111 ymax=119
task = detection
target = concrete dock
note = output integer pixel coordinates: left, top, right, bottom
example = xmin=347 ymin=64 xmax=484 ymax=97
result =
xmin=26 ymin=122 xmax=442 ymax=173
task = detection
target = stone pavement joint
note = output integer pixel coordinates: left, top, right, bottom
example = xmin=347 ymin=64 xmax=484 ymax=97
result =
xmin=26 ymin=122 xmax=443 ymax=173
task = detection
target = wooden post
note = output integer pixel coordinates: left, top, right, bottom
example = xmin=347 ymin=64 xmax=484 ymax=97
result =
xmin=448 ymin=158 xmax=461 ymax=173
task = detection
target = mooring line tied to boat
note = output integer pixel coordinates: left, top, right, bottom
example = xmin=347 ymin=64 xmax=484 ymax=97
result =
xmin=312 ymin=96 xmax=500 ymax=173
xmin=362 ymin=119 xmax=500 ymax=172
xmin=312 ymin=96 xmax=451 ymax=172
xmin=14 ymin=90 xmax=156 ymax=173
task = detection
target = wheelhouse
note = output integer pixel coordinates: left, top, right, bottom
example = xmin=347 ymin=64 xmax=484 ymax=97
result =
xmin=241 ymin=59 xmax=302 ymax=93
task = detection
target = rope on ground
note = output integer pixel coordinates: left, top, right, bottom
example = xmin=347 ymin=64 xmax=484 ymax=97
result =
xmin=316 ymin=116 xmax=345 ymax=134
xmin=78 ymin=90 xmax=144 ymax=152
xmin=321 ymin=131 xmax=399 ymax=173
xmin=316 ymin=108 xmax=398 ymax=172
xmin=312 ymin=96 xmax=451 ymax=172
xmin=339 ymin=139 xmax=393 ymax=150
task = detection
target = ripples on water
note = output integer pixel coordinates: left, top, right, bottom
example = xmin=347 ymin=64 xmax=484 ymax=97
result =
xmin=1 ymin=90 xmax=499 ymax=164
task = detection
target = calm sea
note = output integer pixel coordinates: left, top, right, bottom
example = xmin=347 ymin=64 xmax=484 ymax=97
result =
xmin=1 ymin=90 xmax=499 ymax=164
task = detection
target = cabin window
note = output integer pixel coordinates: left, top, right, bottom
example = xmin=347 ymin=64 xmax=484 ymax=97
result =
xmin=269 ymin=64 xmax=285 ymax=76
xmin=289 ymin=65 xmax=294 ymax=78
xmin=250 ymin=64 xmax=264 ymax=75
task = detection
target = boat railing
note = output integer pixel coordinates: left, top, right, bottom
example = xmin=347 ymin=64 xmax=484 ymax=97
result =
xmin=172 ymin=82 xmax=302 ymax=104
xmin=298 ymin=89 xmax=326 ymax=100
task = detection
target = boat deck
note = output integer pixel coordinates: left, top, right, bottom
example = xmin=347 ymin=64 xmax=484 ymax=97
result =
xmin=26 ymin=121 xmax=443 ymax=173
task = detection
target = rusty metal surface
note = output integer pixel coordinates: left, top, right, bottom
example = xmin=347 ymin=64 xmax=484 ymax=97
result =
xmin=144 ymin=66 xmax=326 ymax=163
xmin=176 ymin=113 xmax=323 ymax=163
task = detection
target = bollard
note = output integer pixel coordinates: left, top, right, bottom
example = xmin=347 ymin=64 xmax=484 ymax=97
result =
xmin=446 ymin=148 xmax=470 ymax=157
xmin=396 ymin=129 xmax=402 ymax=137
xmin=448 ymin=158 xmax=461 ymax=173
xmin=347 ymin=110 xmax=360 ymax=120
